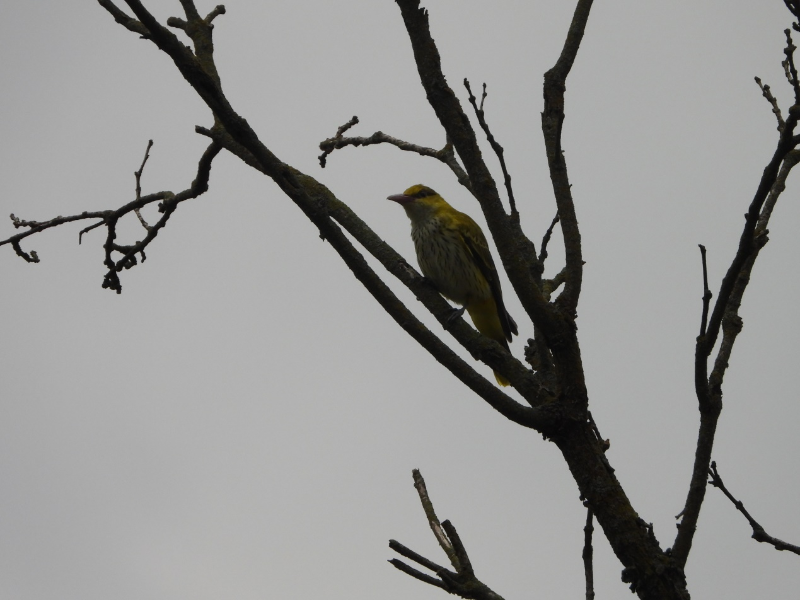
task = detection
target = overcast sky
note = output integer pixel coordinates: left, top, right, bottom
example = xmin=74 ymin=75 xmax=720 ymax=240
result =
xmin=1 ymin=1 xmax=798 ymax=599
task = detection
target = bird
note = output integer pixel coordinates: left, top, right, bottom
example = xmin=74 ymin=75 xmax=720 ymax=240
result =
xmin=387 ymin=184 xmax=517 ymax=386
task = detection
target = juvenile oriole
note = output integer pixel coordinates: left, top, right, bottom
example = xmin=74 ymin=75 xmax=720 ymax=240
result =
xmin=388 ymin=184 xmax=517 ymax=385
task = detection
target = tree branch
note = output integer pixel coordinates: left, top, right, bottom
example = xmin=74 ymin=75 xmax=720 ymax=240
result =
xmin=541 ymin=0 xmax=593 ymax=316
xmin=95 ymin=0 xmax=564 ymax=420
xmin=412 ymin=469 xmax=460 ymax=571
xmin=96 ymin=0 xmax=150 ymax=37
xmin=393 ymin=0 xmax=549 ymax=334
xmin=755 ymin=77 xmax=785 ymax=131
xmin=538 ymin=212 xmax=560 ymax=264
xmin=388 ymin=555 xmax=447 ymax=590
xmin=133 ymin=139 xmax=154 ymax=231
xmin=389 ymin=471 xmax=506 ymax=600
xmin=2 ymin=140 xmax=221 ymax=292
xmin=674 ymin=28 xmax=800 ymax=567
xmin=708 ymin=462 xmax=800 ymax=555
xmin=318 ymin=116 xmax=471 ymax=190
xmin=697 ymin=244 xmax=712 ymax=337
xmin=583 ymin=507 xmax=595 ymax=600
xmin=463 ymin=80 xmax=518 ymax=216
xmin=783 ymin=29 xmax=800 ymax=104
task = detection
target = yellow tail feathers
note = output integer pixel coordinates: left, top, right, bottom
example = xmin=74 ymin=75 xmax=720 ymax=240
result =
xmin=494 ymin=371 xmax=510 ymax=387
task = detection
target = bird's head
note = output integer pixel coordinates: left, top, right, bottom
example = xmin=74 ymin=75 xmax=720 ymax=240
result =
xmin=387 ymin=184 xmax=447 ymax=223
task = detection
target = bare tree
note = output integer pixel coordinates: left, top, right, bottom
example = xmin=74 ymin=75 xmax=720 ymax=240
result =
xmin=2 ymin=2 xmax=798 ymax=599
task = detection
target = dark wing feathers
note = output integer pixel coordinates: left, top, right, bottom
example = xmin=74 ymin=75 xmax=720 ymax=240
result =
xmin=460 ymin=224 xmax=518 ymax=342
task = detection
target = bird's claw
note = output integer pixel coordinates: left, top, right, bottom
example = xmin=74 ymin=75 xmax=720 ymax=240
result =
xmin=445 ymin=306 xmax=467 ymax=329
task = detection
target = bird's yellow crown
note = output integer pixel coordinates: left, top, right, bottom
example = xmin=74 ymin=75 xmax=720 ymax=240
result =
xmin=389 ymin=184 xmax=452 ymax=224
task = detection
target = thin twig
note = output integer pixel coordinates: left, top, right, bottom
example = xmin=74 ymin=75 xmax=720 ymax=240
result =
xmin=464 ymin=79 xmax=517 ymax=215
xmin=412 ymin=469 xmax=460 ymax=571
xmin=755 ymin=77 xmax=785 ymax=131
xmin=11 ymin=241 xmax=39 ymax=263
xmin=134 ymin=139 xmax=154 ymax=231
xmin=583 ymin=507 xmax=595 ymax=600
xmin=786 ymin=0 xmax=800 ymax=21
xmin=442 ymin=520 xmax=474 ymax=577
xmin=709 ymin=462 xmax=800 ymax=555
xmin=698 ymin=244 xmax=712 ymax=337
xmin=96 ymin=0 xmax=150 ymax=37
xmin=387 ymin=558 xmax=447 ymax=589
xmin=587 ymin=410 xmax=613 ymax=477
xmin=205 ymin=4 xmax=226 ymax=24
xmin=539 ymin=212 xmax=560 ymax=264
xmin=587 ymin=410 xmax=610 ymax=454
xmin=783 ymin=29 xmax=800 ymax=103
xmin=389 ymin=539 xmax=447 ymax=573
xmin=541 ymin=267 xmax=567 ymax=301
xmin=318 ymin=119 xmax=471 ymax=191
xmin=317 ymin=116 xmax=359 ymax=167
xmin=390 ymin=470 xmax=506 ymax=600
xmin=785 ymin=0 xmax=800 ymax=32
xmin=2 ymin=141 xmax=221 ymax=293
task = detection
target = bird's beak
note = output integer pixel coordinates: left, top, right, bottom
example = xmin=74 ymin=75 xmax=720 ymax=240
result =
xmin=387 ymin=193 xmax=414 ymax=205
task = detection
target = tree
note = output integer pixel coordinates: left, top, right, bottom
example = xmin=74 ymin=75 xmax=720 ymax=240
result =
xmin=1 ymin=1 xmax=798 ymax=599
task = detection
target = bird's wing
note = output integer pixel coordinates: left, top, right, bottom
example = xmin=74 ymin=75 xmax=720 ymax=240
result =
xmin=460 ymin=218 xmax=518 ymax=341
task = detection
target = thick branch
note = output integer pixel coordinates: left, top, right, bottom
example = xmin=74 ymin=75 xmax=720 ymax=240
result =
xmin=393 ymin=0 xmax=549 ymax=333
xmin=541 ymin=0 xmax=593 ymax=316
xmin=554 ymin=420 xmax=688 ymax=599
xmin=311 ymin=174 xmax=555 ymax=410
xmin=99 ymin=1 xmax=560 ymax=418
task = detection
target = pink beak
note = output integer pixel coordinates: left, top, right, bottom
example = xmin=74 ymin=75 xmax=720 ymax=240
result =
xmin=387 ymin=193 xmax=414 ymax=205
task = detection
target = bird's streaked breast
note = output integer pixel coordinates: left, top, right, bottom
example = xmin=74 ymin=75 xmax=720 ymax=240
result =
xmin=410 ymin=217 xmax=491 ymax=306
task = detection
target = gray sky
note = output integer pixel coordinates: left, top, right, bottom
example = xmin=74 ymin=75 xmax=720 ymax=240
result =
xmin=1 ymin=1 xmax=798 ymax=599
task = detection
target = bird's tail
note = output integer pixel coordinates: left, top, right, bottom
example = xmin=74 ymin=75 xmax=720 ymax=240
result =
xmin=494 ymin=371 xmax=510 ymax=387
xmin=466 ymin=299 xmax=513 ymax=386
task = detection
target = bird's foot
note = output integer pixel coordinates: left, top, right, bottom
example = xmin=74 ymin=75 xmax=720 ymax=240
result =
xmin=445 ymin=306 xmax=467 ymax=329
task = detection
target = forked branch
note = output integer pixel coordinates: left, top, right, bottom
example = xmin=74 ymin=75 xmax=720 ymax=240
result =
xmin=1 ymin=140 xmax=221 ymax=293
xmin=394 ymin=0 xmax=550 ymax=331
xmin=389 ymin=470 xmax=505 ymax=600
xmin=464 ymin=80 xmax=518 ymax=215
xmin=90 ymin=0 xmax=558 ymax=417
xmin=673 ymin=24 xmax=800 ymax=568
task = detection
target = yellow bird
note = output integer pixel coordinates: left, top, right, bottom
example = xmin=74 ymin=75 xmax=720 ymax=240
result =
xmin=387 ymin=184 xmax=517 ymax=386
